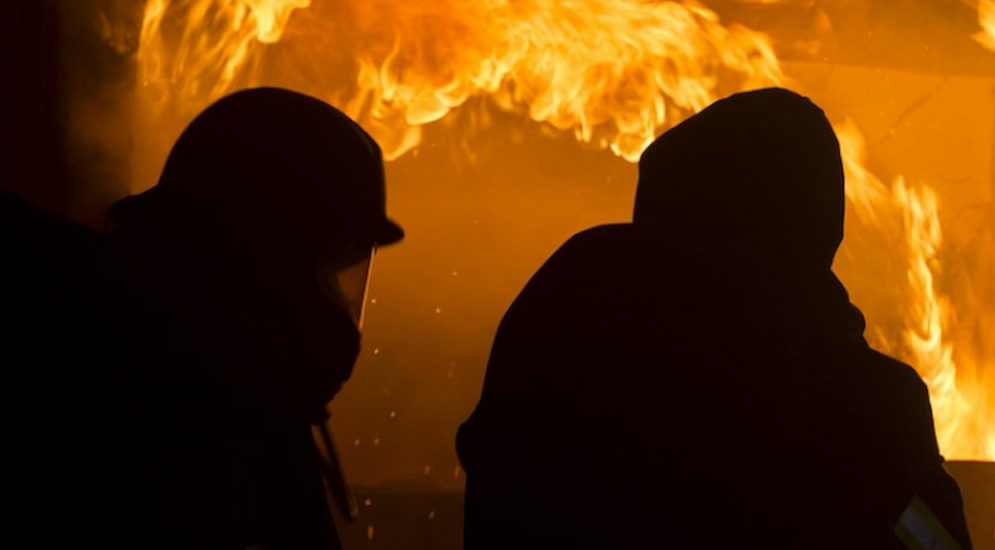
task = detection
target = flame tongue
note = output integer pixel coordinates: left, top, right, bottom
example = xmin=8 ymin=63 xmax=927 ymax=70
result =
xmin=976 ymin=0 xmax=995 ymax=51
xmin=134 ymin=0 xmax=994 ymax=460
xmin=139 ymin=0 xmax=784 ymax=161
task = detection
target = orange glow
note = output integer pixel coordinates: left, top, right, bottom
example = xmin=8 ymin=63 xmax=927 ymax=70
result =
xmin=976 ymin=0 xmax=995 ymax=51
xmin=138 ymin=0 xmax=782 ymax=161
xmin=134 ymin=1 xmax=994 ymax=461
xmin=893 ymin=178 xmax=994 ymax=459
xmin=838 ymin=121 xmax=994 ymax=459
xmin=137 ymin=0 xmax=308 ymax=114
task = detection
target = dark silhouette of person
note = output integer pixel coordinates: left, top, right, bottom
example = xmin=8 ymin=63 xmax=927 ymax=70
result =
xmin=3 ymin=87 xmax=402 ymax=549
xmin=457 ymin=88 xmax=972 ymax=549
xmin=3 ymin=191 xmax=108 ymax=547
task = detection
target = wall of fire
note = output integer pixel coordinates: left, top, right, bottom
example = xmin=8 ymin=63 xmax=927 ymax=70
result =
xmin=8 ymin=0 xmax=992 ymax=497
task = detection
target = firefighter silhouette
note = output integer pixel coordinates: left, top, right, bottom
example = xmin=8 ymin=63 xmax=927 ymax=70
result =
xmin=457 ymin=88 xmax=972 ymax=549
xmin=3 ymin=87 xmax=402 ymax=549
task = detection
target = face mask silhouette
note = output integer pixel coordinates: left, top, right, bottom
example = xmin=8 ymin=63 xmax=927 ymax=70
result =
xmin=317 ymin=246 xmax=376 ymax=329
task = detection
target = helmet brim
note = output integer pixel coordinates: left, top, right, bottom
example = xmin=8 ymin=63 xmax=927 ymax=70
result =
xmin=374 ymin=217 xmax=405 ymax=247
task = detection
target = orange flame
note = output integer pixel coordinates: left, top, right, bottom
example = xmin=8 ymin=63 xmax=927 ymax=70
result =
xmin=138 ymin=0 xmax=783 ymax=161
xmin=134 ymin=1 xmax=994 ymax=459
xmin=837 ymin=122 xmax=995 ymax=459
xmin=343 ymin=0 xmax=783 ymax=160
xmin=894 ymin=178 xmax=994 ymax=459
xmin=976 ymin=0 xmax=995 ymax=51
xmin=138 ymin=0 xmax=308 ymax=115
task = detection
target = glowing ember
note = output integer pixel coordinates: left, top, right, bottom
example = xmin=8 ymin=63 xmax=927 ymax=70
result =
xmin=133 ymin=0 xmax=994 ymax=460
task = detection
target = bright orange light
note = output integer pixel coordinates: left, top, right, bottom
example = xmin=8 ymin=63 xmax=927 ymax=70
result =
xmin=134 ymin=0 xmax=994 ymax=460
xmin=138 ymin=0 xmax=783 ymax=161
xmin=976 ymin=0 xmax=995 ymax=51
xmin=837 ymin=122 xmax=995 ymax=460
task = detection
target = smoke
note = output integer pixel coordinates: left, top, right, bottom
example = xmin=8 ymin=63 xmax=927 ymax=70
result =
xmin=59 ymin=1 xmax=145 ymax=226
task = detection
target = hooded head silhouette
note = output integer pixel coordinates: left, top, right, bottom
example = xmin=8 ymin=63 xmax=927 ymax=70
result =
xmin=634 ymin=88 xmax=844 ymax=275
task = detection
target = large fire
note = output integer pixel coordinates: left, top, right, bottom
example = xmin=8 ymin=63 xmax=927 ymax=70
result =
xmin=138 ymin=0 xmax=783 ymax=160
xmin=131 ymin=0 xmax=994 ymax=460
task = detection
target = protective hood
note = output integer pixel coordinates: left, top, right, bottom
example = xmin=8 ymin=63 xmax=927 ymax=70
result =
xmin=634 ymin=88 xmax=844 ymax=273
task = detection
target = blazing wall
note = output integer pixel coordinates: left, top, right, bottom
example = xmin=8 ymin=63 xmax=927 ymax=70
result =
xmin=51 ymin=0 xmax=995 ymax=491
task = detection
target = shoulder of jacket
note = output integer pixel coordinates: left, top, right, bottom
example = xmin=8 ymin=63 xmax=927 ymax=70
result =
xmin=863 ymin=348 xmax=930 ymax=399
xmin=2 ymin=192 xmax=103 ymax=269
xmin=498 ymin=225 xmax=632 ymax=328
xmin=559 ymin=223 xmax=636 ymax=251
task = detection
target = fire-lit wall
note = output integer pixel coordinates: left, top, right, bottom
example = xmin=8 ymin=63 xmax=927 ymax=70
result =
xmin=45 ymin=0 xmax=994 ymax=498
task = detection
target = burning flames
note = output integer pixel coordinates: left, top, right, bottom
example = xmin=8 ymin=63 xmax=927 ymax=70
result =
xmin=343 ymin=0 xmax=782 ymax=161
xmin=133 ymin=0 xmax=993 ymax=459
xmin=138 ymin=0 xmax=782 ymax=161
xmin=137 ymin=0 xmax=309 ymax=113
xmin=838 ymin=122 xmax=995 ymax=459
xmin=976 ymin=0 xmax=995 ymax=51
